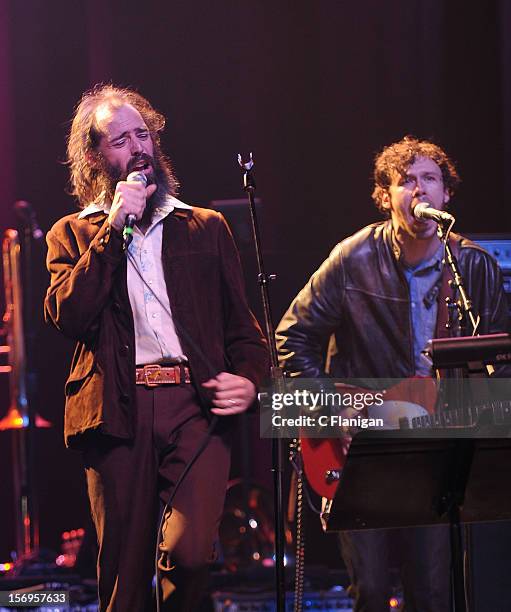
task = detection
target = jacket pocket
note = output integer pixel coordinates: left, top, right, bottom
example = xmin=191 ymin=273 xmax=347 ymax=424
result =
xmin=65 ymin=347 xmax=96 ymax=396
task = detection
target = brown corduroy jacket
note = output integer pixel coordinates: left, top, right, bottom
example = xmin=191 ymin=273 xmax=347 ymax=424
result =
xmin=45 ymin=206 xmax=269 ymax=447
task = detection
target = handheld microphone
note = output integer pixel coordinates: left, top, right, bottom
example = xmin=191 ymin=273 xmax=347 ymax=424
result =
xmin=413 ymin=202 xmax=454 ymax=225
xmin=123 ymin=171 xmax=148 ymax=250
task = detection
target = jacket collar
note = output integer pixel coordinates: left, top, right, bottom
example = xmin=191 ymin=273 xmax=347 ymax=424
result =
xmin=77 ymin=194 xmax=192 ymax=222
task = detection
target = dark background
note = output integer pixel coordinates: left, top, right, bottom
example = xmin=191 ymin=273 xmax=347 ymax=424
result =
xmin=0 ymin=0 xmax=510 ymax=567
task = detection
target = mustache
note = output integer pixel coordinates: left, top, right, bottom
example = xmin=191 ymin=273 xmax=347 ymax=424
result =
xmin=126 ymin=153 xmax=155 ymax=176
xmin=95 ymin=142 xmax=178 ymax=205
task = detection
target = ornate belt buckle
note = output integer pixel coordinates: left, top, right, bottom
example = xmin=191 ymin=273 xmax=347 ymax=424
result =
xmin=144 ymin=364 xmax=162 ymax=387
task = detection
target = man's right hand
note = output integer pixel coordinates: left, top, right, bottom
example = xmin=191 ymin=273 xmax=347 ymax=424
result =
xmin=108 ymin=180 xmax=157 ymax=232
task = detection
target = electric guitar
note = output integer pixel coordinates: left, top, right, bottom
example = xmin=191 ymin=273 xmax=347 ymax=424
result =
xmin=301 ymin=378 xmax=511 ymax=499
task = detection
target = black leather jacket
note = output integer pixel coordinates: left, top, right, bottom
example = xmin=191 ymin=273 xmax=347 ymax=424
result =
xmin=276 ymin=221 xmax=509 ymax=378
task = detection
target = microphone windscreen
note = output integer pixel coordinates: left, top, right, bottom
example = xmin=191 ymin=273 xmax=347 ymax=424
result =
xmin=126 ymin=171 xmax=148 ymax=187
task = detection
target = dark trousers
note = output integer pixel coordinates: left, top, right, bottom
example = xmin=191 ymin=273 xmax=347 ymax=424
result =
xmin=84 ymin=384 xmax=231 ymax=611
xmin=339 ymin=526 xmax=451 ymax=612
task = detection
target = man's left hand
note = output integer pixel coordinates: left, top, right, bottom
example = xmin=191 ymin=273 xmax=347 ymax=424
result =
xmin=202 ymin=372 xmax=256 ymax=415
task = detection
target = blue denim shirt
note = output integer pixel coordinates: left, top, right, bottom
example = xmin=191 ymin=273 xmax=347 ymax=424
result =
xmin=401 ymin=245 xmax=444 ymax=375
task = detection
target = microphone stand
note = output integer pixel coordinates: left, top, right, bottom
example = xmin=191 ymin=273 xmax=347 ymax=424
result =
xmin=438 ymin=222 xmax=480 ymax=338
xmin=437 ymin=220 xmax=486 ymax=612
xmin=238 ymin=153 xmax=287 ymax=612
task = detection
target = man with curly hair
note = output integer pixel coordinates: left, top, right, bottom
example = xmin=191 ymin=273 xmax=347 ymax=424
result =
xmin=276 ymin=136 xmax=509 ymax=610
xmin=45 ymin=85 xmax=268 ymax=611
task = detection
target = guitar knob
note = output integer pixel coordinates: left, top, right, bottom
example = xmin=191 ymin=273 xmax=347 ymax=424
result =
xmin=325 ymin=469 xmax=341 ymax=483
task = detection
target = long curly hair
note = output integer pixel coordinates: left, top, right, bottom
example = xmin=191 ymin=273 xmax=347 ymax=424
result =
xmin=67 ymin=84 xmax=179 ymax=207
xmin=372 ymin=136 xmax=460 ymax=215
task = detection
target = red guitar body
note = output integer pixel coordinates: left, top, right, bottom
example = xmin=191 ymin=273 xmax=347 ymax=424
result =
xmin=300 ymin=378 xmax=437 ymax=499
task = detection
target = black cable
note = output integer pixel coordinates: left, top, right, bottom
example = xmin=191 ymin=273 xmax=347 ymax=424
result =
xmin=126 ymin=250 xmax=219 ymax=379
xmin=289 ymin=455 xmax=322 ymax=516
xmin=126 ymin=248 xmax=222 ymax=611
xmin=154 ymin=414 xmax=218 ymax=612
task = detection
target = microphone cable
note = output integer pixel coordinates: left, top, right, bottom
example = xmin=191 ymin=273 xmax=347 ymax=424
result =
xmin=126 ymin=246 xmax=223 ymax=612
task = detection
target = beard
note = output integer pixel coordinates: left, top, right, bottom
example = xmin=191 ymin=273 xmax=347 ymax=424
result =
xmin=97 ymin=144 xmax=179 ymax=213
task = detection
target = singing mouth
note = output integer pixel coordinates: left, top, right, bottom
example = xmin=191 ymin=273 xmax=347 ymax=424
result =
xmin=129 ymin=155 xmax=153 ymax=173
xmin=131 ymin=161 xmax=150 ymax=172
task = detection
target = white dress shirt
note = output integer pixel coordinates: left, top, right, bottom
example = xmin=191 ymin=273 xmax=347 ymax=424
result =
xmin=79 ymin=194 xmax=192 ymax=365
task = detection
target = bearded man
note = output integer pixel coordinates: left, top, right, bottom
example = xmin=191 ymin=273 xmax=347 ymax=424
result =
xmin=45 ymin=85 xmax=268 ymax=611
xmin=276 ymin=136 xmax=509 ymax=611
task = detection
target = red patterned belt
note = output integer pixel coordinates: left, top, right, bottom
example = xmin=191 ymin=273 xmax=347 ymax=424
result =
xmin=135 ymin=364 xmax=191 ymax=387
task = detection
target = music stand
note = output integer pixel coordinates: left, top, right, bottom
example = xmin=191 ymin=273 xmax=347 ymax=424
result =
xmin=324 ymin=431 xmax=511 ymax=612
xmin=429 ymin=332 xmax=511 ymax=370
xmin=325 ymin=334 xmax=511 ymax=611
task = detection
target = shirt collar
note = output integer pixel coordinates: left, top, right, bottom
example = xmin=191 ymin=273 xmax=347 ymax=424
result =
xmin=77 ymin=194 xmax=192 ymax=220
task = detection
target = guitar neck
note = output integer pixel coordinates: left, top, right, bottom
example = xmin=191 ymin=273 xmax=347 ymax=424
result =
xmin=409 ymin=400 xmax=511 ymax=429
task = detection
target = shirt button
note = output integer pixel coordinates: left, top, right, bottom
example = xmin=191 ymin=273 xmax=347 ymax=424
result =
xmin=152 ymin=313 xmax=157 ymax=319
